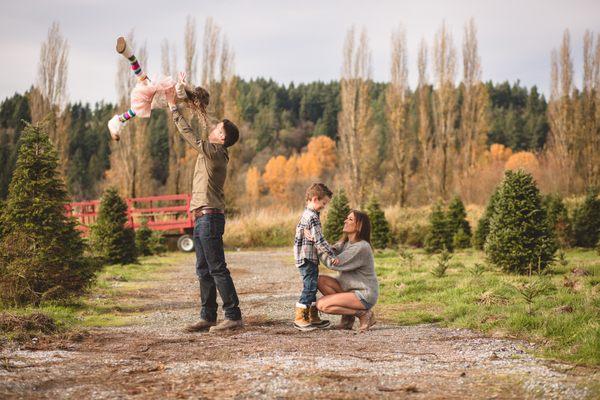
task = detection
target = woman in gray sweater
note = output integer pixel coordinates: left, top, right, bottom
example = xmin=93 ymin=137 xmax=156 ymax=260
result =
xmin=309 ymin=210 xmax=379 ymax=331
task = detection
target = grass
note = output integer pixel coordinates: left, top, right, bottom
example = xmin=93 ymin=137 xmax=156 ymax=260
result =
xmin=375 ymin=248 xmax=600 ymax=366
xmin=0 ymin=252 xmax=187 ymax=339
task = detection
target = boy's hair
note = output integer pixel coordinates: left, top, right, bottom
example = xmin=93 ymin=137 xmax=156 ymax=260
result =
xmin=222 ymin=119 xmax=240 ymax=147
xmin=305 ymin=183 xmax=333 ymax=202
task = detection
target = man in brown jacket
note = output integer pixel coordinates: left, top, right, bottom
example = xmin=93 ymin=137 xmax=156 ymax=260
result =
xmin=167 ymin=96 xmax=242 ymax=332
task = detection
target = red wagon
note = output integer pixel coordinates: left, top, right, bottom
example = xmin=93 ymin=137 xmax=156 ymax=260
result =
xmin=66 ymin=194 xmax=196 ymax=252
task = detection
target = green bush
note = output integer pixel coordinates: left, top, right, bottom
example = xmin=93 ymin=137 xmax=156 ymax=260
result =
xmin=447 ymin=196 xmax=471 ymax=249
xmin=323 ymin=189 xmax=351 ymax=243
xmin=89 ymin=188 xmax=137 ymax=264
xmin=366 ymin=197 xmax=391 ymax=249
xmin=484 ymin=170 xmax=557 ymax=274
xmin=474 ymin=188 xmax=499 ymax=249
xmin=572 ymin=187 xmax=600 ymax=248
xmin=135 ymin=220 xmax=153 ymax=256
xmin=542 ymin=194 xmax=573 ymax=248
xmin=424 ymin=201 xmax=453 ymax=253
xmin=0 ymin=122 xmax=98 ymax=306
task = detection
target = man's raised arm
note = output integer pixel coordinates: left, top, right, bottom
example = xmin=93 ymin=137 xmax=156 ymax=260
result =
xmin=169 ymin=104 xmax=202 ymax=152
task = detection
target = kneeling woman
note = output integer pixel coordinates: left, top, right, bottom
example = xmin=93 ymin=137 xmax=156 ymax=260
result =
xmin=315 ymin=210 xmax=379 ymax=331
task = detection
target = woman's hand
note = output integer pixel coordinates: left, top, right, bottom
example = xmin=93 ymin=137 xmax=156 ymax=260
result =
xmin=303 ymin=228 xmax=314 ymax=241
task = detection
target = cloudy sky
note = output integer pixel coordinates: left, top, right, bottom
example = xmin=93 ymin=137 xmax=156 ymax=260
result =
xmin=1 ymin=0 xmax=599 ymax=104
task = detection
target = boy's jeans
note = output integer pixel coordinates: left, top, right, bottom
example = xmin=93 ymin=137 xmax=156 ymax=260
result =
xmin=298 ymin=260 xmax=318 ymax=306
xmin=193 ymin=213 xmax=241 ymax=321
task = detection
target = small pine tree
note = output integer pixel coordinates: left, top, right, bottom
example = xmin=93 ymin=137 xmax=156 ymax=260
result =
xmin=484 ymin=170 xmax=557 ymax=274
xmin=473 ymin=188 xmax=500 ymax=249
xmin=542 ymin=194 xmax=573 ymax=248
xmin=90 ymin=187 xmax=137 ymax=264
xmin=323 ymin=189 xmax=351 ymax=243
xmin=447 ymin=196 xmax=471 ymax=249
xmin=424 ymin=201 xmax=453 ymax=253
xmin=366 ymin=197 xmax=391 ymax=249
xmin=0 ymin=122 xmax=97 ymax=305
xmin=135 ymin=220 xmax=153 ymax=256
xmin=572 ymin=187 xmax=600 ymax=248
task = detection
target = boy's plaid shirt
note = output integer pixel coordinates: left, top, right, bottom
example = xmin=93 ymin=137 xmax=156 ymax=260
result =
xmin=294 ymin=208 xmax=336 ymax=267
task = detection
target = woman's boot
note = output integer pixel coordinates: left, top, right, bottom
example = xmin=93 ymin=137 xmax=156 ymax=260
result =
xmin=335 ymin=314 xmax=355 ymax=330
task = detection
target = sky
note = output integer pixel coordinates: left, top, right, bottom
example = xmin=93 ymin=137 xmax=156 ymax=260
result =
xmin=1 ymin=0 xmax=599 ymax=104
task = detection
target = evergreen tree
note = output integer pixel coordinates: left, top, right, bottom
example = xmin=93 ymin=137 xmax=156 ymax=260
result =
xmin=572 ymin=187 xmax=600 ymax=248
xmin=366 ymin=197 xmax=391 ymax=249
xmin=135 ymin=219 xmax=153 ymax=256
xmin=542 ymin=194 xmax=573 ymax=248
xmin=474 ymin=188 xmax=500 ymax=249
xmin=0 ymin=122 xmax=97 ymax=305
xmin=89 ymin=187 xmax=137 ymax=264
xmin=447 ymin=196 xmax=471 ymax=249
xmin=323 ymin=189 xmax=351 ymax=243
xmin=485 ymin=170 xmax=557 ymax=274
xmin=425 ymin=201 xmax=453 ymax=253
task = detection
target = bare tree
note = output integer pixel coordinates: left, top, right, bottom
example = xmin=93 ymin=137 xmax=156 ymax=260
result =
xmin=338 ymin=26 xmax=373 ymax=205
xmin=386 ymin=25 xmax=411 ymax=206
xmin=579 ymin=30 xmax=600 ymax=188
xmin=184 ymin=15 xmax=197 ymax=84
xmin=432 ymin=21 xmax=457 ymax=199
xmin=202 ymin=16 xmax=221 ymax=88
xmin=547 ymin=29 xmax=576 ymax=193
xmin=109 ymin=33 xmax=153 ymax=197
xmin=417 ymin=38 xmax=434 ymax=202
xmin=459 ymin=18 xmax=489 ymax=200
xmin=30 ymin=21 xmax=70 ymax=174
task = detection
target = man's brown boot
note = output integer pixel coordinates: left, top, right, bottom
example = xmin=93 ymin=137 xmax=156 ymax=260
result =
xmin=293 ymin=304 xmax=316 ymax=331
xmin=209 ymin=319 xmax=244 ymax=333
xmin=335 ymin=315 xmax=355 ymax=330
xmin=184 ymin=319 xmax=216 ymax=332
xmin=309 ymin=304 xmax=330 ymax=329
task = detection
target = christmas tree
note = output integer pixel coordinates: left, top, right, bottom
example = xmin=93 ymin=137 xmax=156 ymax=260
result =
xmin=542 ymin=193 xmax=573 ymax=248
xmin=323 ymin=189 xmax=351 ymax=243
xmin=474 ymin=188 xmax=500 ymax=249
xmin=572 ymin=187 xmax=600 ymax=248
xmin=90 ymin=187 xmax=137 ymax=264
xmin=424 ymin=201 xmax=453 ymax=253
xmin=0 ymin=122 xmax=97 ymax=305
xmin=485 ymin=170 xmax=557 ymax=274
xmin=366 ymin=197 xmax=390 ymax=249
xmin=447 ymin=196 xmax=471 ymax=249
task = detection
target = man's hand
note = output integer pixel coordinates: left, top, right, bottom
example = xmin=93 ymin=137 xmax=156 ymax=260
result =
xmin=176 ymin=71 xmax=187 ymax=99
xmin=331 ymin=258 xmax=340 ymax=266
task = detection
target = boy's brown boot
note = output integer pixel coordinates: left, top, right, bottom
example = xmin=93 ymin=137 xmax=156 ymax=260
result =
xmin=309 ymin=304 xmax=330 ymax=329
xmin=184 ymin=319 xmax=216 ymax=332
xmin=294 ymin=304 xmax=316 ymax=331
xmin=209 ymin=319 xmax=243 ymax=333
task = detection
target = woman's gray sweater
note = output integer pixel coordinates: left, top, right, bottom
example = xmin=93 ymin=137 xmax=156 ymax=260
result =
xmin=320 ymin=240 xmax=379 ymax=306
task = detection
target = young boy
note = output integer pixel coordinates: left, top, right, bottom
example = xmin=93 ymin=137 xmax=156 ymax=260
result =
xmin=293 ymin=183 xmax=339 ymax=331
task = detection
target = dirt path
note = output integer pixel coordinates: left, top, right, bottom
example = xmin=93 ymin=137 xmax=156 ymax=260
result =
xmin=0 ymin=250 xmax=598 ymax=399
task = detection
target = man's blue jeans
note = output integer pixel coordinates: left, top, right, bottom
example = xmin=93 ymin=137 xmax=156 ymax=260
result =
xmin=193 ymin=213 xmax=241 ymax=321
xmin=298 ymin=260 xmax=318 ymax=306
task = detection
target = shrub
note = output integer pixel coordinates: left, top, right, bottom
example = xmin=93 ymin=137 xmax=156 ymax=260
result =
xmin=447 ymin=196 xmax=471 ymax=248
xmin=135 ymin=220 xmax=153 ymax=256
xmin=473 ymin=188 xmax=500 ymax=249
xmin=431 ymin=249 xmax=452 ymax=277
xmin=484 ymin=170 xmax=557 ymax=274
xmin=366 ymin=197 xmax=391 ymax=249
xmin=89 ymin=188 xmax=137 ymax=264
xmin=424 ymin=201 xmax=453 ymax=253
xmin=543 ymin=194 xmax=573 ymax=248
xmin=0 ymin=122 xmax=98 ymax=306
xmin=572 ymin=187 xmax=600 ymax=248
xmin=323 ymin=189 xmax=351 ymax=243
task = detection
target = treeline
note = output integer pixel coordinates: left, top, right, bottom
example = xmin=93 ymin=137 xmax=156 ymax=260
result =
xmin=0 ymin=78 xmax=548 ymax=202
xmin=1 ymin=19 xmax=598 ymax=209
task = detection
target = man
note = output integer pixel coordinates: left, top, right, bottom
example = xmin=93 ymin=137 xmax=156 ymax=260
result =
xmin=167 ymin=94 xmax=242 ymax=333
